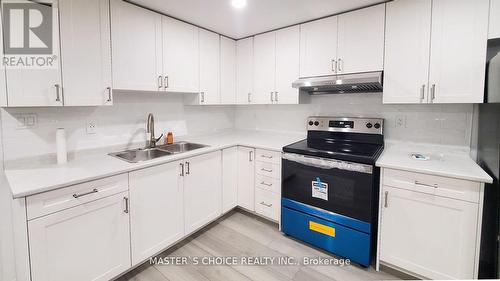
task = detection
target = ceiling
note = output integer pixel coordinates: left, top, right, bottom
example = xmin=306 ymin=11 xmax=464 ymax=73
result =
xmin=129 ymin=0 xmax=386 ymax=39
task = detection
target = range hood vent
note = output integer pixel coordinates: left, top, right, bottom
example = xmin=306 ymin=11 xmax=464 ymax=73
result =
xmin=292 ymin=71 xmax=383 ymax=94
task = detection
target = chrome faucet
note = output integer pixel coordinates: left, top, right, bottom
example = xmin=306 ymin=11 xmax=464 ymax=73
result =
xmin=146 ymin=113 xmax=163 ymax=148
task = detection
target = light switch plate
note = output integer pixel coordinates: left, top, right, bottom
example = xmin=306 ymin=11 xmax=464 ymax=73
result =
xmin=86 ymin=121 xmax=97 ymax=134
xmin=395 ymin=115 xmax=407 ymax=128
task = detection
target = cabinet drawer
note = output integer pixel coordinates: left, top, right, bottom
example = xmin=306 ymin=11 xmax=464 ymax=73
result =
xmin=255 ymin=149 xmax=281 ymax=165
xmin=255 ymin=174 xmax=280 ymax=194
xmin=255 ymin=161 xmax=280 ymax=179
xmin=27 ymin=174 xmax=129 ymax=220
xmin=255 ymin=187 xmax=280 ymax=221
xmin=383 ymin=169 xmax=480 ymax=203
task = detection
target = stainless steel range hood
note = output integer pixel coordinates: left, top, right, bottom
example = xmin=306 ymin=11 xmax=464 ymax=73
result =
xmin=292 ymin=71 xmax=383 ymax=94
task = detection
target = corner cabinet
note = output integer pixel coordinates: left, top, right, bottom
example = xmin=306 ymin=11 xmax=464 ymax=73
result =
xmin=222 ymin=147 xmax=238 ymax=213
xmin=198 ymin=29 xmax=220 ymax=104
xmin=236 ymin=37 xmax=254 ymax=104
xmin=220 ymin=36 xmax=237 ymax=104
xmin=383 ymin=0 xmax=489 ymax=104
xmin=378 ymin=168 xmax=484 ymax=279
xmin=28 ymin=192 xmax=131 ymax=281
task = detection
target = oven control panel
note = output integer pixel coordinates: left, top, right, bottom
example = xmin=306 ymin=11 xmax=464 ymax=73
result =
xmin=307 ymin=117 xmax=383 ymax=135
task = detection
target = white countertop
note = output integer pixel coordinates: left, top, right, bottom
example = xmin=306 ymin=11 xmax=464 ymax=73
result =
xmin=4 ymin=130 xmax=305 ymax=198
xmin=376 ymin=141 xmax=493 ymax=183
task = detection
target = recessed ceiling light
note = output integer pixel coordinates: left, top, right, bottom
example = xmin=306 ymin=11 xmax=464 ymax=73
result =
xmin=231 ymin=0 xmax=247 ymax=9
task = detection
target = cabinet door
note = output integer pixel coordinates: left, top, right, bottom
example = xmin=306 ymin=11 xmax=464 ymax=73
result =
xmin=28 ymin=192 xmax=131 ymax=281
xmin=299 ymin=16 xmax=337 ymax=78
xmin=236 ymin=37 xmax=253 ymax=104
xmin=380 ymin=186 xmax=478 ymax=279
xmin=0 ymin=7 xmax=6 ymax=107
xmin=129 ymin=161 xmax=184 ymax=266
xmin=253 ymin=32 xmax=276 ymax=104
xmin=6 ymin=1 xmax=63 ymax=106
xmin=337 ymin=4 xmax=385 ymax=74
xmin=383 ymin=0 xmax=432 ymax=104
xmin=237 ymin=147 xmax=255 ymax=211
xmin=428 ymin=0 xmax=489 ymax=103
xmin=220 ymin=36 xmax=236 ymax=104
xmin=59 ymin=0 xmax=112 ymax=106
xmin=163 ymin=17 xmax=199 ymax=93
xmin=184 ymin=151 xmax=222 ymax=234
xmin=111 ymin=0 xmax=162 ymax=92
xmin=490 ymin=0 xmax=500 ymax=39
xmin=199 ymin=29 xmax=220 ymax=104
xmin=222 ymin=147 xmax=238 ymax=213
xmin=275 ymin=26 xmax=300 ymax=104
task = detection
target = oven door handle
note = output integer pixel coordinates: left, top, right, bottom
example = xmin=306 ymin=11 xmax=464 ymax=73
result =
xmin=282 ymin=153 xmax=373 ymax=174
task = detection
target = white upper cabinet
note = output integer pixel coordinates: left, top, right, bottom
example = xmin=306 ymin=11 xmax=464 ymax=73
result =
xmin=490 ymin=0 xmax=500 ymax=39
xmin=129 ymin=161 xmax=184 ymax=266
xmin=199 ymin=29 xmax=220 ymax=104
xmin=299 ymin=16 xmax=338 ymax=78
xmin=59 ymin=0 xmax=112 ymax=106
xmin=337 ymin=4 xmax=385 ymax=74
xmin=162 ymin=17 xmax=199 ymax=93
xmin=383 ymin=0 xmax=432 ymax=104
xmin=253 ymin=32 xmax=276 ymax=104
xmin=275 ymin=26 xmax=300 ymax=104
xmin=0 ymin=8 xmax=7 ymax=107
xmin=236 ymin=37 xmax=254 ymax=104
xmin=111 ymin=0 xmax=162 ymax=92
xmin=220 ymin=36 xmax=236 ymax=104
xmin=6 ymin=1 xmax=63 ymax=107
xmin=428 ymin=0 xmax=489 ymax=103
xmin=183 ymin=151 xmax=222 ymax=235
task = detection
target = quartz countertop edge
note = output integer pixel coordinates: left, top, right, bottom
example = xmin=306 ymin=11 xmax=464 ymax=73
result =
xmin=5 ymin=130 xmax=305 ymax=198
xmin=376 ymin=143 xmax=493 ymax=184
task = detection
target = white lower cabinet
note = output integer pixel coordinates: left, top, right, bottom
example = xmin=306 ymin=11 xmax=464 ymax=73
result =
xmin=378 ymin=168 xmax=482 ymax=279
xmin=222 ymin=147 xmax=238 ymax=213
xmin=28 ymin=192 xmax=131 ymax=281
xmin=254 ymin=149 xmax=281 ymax=222
xmin=129 ymin=161 xmax=184 ymax=266
xmin=237 ymin=146 xmax=256 ymax=211
xmin=183 ymin=151 xmax=222 ymax=234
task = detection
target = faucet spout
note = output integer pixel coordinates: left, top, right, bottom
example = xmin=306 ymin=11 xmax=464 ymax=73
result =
xmin=147 ymin=113 xmax=156 ymax=148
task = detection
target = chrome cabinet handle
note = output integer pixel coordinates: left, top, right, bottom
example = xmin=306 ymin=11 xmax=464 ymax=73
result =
xmin=158 ymin=75 xmax=163 ymax=89
xmin=123 ymin=197 xmax=129 ymax=214
xmin=185 ymin=161 xmax=190 ymax=175
xmin=73 ymin=188 xmax=98 ymax=199
xmin=260 ymin=201 xmax=272 ymax=207
xmin=247 ymin=93 xmax=251 ymax=103
xmin=384 ymin=191 xmax=388 ymax=208
xmin=179 ymin=163 xmax=185 ymax=176
xmin=415 ymin=180 xmax=438 ymax=188
xmin=164 ymin=75 xmax=169 ymax=89
xmin=106 ymin=87 xmax=112 ymax=102
xmin=201 ymin=92 xmax=205 ymax=103
xmin=260 ymin=181 xmax=272 ymax=187
xmin=431 ymin=84 xmax=436 ymax=102
xmin=420 ymin=84 xmax=425 ymax=102
xmin=270 ymin=92 xmax=274 ymax=102
xmin=55 ymin=84 xmax=61 ymax=102
xmin=338 ymin=58 xmax=343 ymax=72
xmin=261 ymin=155 xmax=273 ymax=159
xmin=260 ymin=168 xmax=273 ymax=172
xmin=275 ymin=91 xmax=278 ymax=102
xmin=331 ymin=59 xmax=336 ymax=73
xmin=249 ymin=151 xmax=253 ymax=162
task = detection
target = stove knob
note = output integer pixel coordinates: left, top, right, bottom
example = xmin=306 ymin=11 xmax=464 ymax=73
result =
xmin=374 ymin=123 xmax=381 ymax=129
xmin=308 ymin=121 xmax=314 ymax=126
xmin=366 ymin=123 xmax=373 ymax=128
xmin=314 ymin=121 xmax=320 ymax=126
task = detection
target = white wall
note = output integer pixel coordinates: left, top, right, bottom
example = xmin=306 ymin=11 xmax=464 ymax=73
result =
xmin=235 ymin=94 xmax=474 ymax=147
xmin=1 ymin=93 xmax=235 ymax=161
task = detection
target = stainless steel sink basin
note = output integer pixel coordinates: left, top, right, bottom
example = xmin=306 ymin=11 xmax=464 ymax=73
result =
xmin=109 ymin=148 xmax=173 ymax=163
xmin=109 ymin=142 xmax=208 ymax=163
xmin=157 ymin=142 xmax=208 ymax=154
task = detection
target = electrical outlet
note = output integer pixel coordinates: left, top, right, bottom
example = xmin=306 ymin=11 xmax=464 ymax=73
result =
xmin=86 ymin=121 xmax=97 ymax=134
xmin=14 ymin=114 xmax=37 ymax=129
xmin=395 ymin=115 xmax=406 ymax=128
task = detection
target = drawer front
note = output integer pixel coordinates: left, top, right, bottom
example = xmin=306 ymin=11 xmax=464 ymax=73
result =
xmin=255 ymin=149 xmax=281 ymax=165
xmin=255 ymin=187 xmax=280 ymax=221
xmin=27 ymin=174 xmax=129 ymax=220
xmin=255 ymin=161 xmax=280 ymax=179
xmin=383 ymin=169 xmax=480 ymax=203
xmin=255 ymin=174 xmax=280 ymax=194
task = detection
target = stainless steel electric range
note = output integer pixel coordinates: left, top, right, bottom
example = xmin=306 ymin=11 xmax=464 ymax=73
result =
xmin=281 ymin=117 xmax=384 ymax=267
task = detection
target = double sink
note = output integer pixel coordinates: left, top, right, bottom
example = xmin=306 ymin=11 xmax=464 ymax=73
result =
xmin=109 ymin=142 xmax=208 ymax=163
